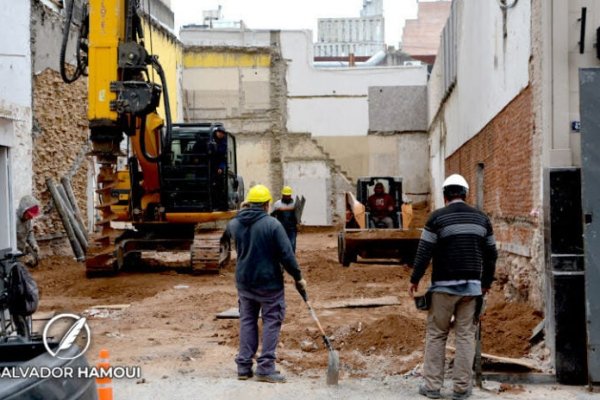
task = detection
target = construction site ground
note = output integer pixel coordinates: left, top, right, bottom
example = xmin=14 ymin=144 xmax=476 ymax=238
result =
xmin=31 ymin=228 xmax=596 ymax=399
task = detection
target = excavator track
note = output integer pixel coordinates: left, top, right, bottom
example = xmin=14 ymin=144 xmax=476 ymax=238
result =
xmin=85 ymin=143 xmax=122 ymax=276
xmin=190 ymin=231 xmax=230 ymax=274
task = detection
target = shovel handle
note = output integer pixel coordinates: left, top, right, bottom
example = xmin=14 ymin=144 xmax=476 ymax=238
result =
xmin=306 ymin=300 xmax=334 ymax=351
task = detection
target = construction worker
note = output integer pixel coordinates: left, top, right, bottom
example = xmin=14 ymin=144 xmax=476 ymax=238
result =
xmin=209 ymin=126 xmax=228 ymax=210
xmin=16 ymin=195 xmax=41 ymax=268
xmin=271 ymin=186 xmax=299 ymax=252
xmin=409 ymin=174 xmax=497 ymax=400
xmin=223 ymin=184 xmax=306 ymax=383
xmin=367 ymin=182 xmax=395 ymax=228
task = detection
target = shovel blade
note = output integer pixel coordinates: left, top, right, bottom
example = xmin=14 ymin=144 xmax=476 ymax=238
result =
xmin=326 ymin=350 xmax=340 ymax=385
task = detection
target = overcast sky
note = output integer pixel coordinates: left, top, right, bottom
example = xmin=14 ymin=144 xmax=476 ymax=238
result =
xmin=170 ymin=0 xmax=425 ymax=48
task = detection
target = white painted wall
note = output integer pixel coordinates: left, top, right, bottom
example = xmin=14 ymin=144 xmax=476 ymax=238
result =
xmin=281 ymin=30 xmax=427 ymax=136
xmin=548 ymin=0 xmax=600 ymax=167
xmin=180 ymin=28 xmax=271 ymax=47
xmin=0 ymin=0 xmax=33 ymax=249
xmin=429 ymin=0 xmax=531 ymax=156
xmin=284 ymin=160 xmax=331 ymax=225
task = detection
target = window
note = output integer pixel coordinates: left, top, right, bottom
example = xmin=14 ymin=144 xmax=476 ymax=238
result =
xmin=476 ymin=163 xmax=485 ymax=210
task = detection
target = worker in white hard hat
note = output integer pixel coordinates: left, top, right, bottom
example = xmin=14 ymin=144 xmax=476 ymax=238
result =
xmin=409 ymin=173 xmax=498 ymax=400
xmin=271 ymin=186 xmax=299 ymax=253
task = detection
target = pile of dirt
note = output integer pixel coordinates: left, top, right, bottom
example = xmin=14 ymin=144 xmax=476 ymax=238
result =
xmin=340 ymin=314 xmax=425 ymax=355
xmin=481 ymin=291 xmax=543 ymax=358
xmin=409 ymin=201 xmax=430 ymax=229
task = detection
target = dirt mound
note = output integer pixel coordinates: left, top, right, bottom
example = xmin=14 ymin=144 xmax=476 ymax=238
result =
xmin=481 ymin=291 xmax=543 ymax=357
xmin=341 ymin=314 xmax=425 ymax=355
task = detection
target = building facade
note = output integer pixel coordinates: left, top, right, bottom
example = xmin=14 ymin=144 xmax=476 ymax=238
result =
xmin=314 ymin=0 xmax=385 ymax=59
xmin=0 ymin=0 xmax=33 ymax=250
xmin=427 ymin=0 xmax=600 ymax=381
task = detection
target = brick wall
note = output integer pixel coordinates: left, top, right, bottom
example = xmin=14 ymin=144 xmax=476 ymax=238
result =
xmin=446 ymin=86 xmax=544 ymax=309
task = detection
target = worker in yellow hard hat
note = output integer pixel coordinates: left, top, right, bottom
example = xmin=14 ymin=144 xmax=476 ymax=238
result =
xmin=271 ymin=186 xmax=299 ymax=253
xmin=223 ymin=184 xmax=306 ymax=383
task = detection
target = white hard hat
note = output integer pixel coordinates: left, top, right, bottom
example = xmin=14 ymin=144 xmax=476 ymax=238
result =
xmin=443 ymin=174 xmax=469 ymax=191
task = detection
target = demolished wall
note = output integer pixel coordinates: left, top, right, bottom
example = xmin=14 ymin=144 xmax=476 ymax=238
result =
xmin=31 ymin=69 xmax=89 ymax=244
xmin=181 ymin=31 xmax=353 ymax=225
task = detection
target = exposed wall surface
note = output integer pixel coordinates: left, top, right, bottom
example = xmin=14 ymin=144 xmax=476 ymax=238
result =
xmin=141 ymin=18 xmax=182 ymax=122
xmin=314 ymin=133 xmax=429 ymax=203
xmin=32 ymin=69 xmax=89 ymax=240
xmin=401 ymin=1 xmax=451 ymax=60
xmin=284 ymin=161 xmax=331 ymax=225
xmin=282 ymin=30 xmax=428 ymax=137
xmin=429 ymin=0 xmax=531 ymax=156
xmin=368 ymin=86 xmax=427 ymax=132
xmin=179 ymin=27 xmax=425 ymax=225
xmin=0 ymin=0 xmax=33 ymax=249
xmin=445 ymin=88 xmax=541 ymax=308
xmin=182 ymin=48 xmax=272 ymax=132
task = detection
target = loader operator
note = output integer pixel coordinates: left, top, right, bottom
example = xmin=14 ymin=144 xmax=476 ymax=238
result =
xmin=271 ymin=186 xmax=299 ymax=252
xmin=223 ymin=184 xmax=307 ymax=383
xmin=409 ymin=174 xmax=497 ymax=400
xmin=367 ymin=182 xmax=395 ymax=228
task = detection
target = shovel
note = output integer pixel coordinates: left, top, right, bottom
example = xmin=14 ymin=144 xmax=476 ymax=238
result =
xmin=296 ymin=284 xmax=340 ymax=385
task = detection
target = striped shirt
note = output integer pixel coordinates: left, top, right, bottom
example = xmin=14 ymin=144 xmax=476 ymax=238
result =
xmin=410 ymin=200 xmax=498 ymax=288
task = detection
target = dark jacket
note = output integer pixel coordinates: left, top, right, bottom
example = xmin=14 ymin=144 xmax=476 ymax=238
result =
xmin=271 ymin=198 xmax=298 ymax=232
xmin=410 ymin=201 xmax=498 ymax=288
xmin=224 ymin=205 xmax=302 ymax=291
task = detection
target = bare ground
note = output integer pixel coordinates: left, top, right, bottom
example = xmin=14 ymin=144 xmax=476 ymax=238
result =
xmin=29 ymin=228 xmax=589 ymax=399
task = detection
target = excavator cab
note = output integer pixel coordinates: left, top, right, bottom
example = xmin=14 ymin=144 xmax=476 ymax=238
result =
xmin=161 ymin=123 xmax=242 ymax=213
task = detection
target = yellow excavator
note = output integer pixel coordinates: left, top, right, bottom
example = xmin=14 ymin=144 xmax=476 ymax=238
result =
xmin=60 ymin=0 xmax=243 ymax=276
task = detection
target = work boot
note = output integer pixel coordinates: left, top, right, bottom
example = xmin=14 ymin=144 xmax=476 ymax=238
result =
xmin=418 ymin=384 xmax=442 ymax=399
xmin=237 ymin=370 xmax=253 ymax=380
xmin=452 ymin=389 xmax=472 ymax=400
xmin=255 ymin=372 xmax=287 ymax=383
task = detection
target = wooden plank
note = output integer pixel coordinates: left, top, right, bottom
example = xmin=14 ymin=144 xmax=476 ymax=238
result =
xmin=89 ymin=304 xmax=130 ymax=310
xmin=319 ymin=296 xmax=400 ymax=309
xmin=216 ymin=307 xmax=239 ymax=319
xmin=447 ymin=346 xmax=541 ymax=371
xmin=216 ymin=307 xmax=263 ymax=319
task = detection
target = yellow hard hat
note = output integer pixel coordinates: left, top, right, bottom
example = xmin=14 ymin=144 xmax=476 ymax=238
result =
xmin=246 ymin=184 xmax=272 ymax=203
xmin=281 ymin=186 xmax=293 ymax=196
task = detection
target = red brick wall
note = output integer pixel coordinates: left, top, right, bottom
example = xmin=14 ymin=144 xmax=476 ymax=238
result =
xmin=446 ymin=86 xmax=541 ymax=306
xmin=446 ymin=86 xmax=534 ymax=218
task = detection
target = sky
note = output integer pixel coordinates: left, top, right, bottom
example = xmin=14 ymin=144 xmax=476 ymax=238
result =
xmin=170 ymin=0 xmax=425 ymax=48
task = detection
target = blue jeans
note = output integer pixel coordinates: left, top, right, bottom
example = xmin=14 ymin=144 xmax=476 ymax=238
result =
xmin=286 ymin=229 xmax=297 ymax=253
xmin=235 ymin=288 xmax=286 ymax=375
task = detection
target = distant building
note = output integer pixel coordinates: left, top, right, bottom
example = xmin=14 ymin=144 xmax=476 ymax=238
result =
xmin=184 ymin=5 xmax=245 ymax=30
xmin=401 ymin=0 xmax=451 ymax=64
xmin=314 ymin=0 xmax=385 ymax=60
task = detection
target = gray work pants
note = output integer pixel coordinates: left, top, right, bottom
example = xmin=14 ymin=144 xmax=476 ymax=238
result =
xmin=423 ymin=292 xmax=477 ymax=393
xmin=235 ymin=288 xmax=286 ymax=375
